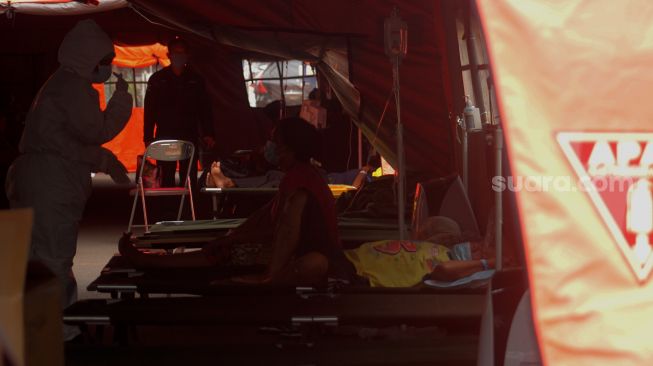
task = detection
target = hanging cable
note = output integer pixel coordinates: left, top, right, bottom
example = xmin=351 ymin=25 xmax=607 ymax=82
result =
xmin=370 ymin=89 xmax=394 ymax=147
xmin=346 ymin=118 xmax=354 ymax=169
xmin=128 ymin=3 xmax=179 ymax=31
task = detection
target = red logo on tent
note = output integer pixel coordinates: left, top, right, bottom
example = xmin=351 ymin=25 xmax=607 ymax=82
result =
xmin=558 ymin=132 xmax=653 ymax=282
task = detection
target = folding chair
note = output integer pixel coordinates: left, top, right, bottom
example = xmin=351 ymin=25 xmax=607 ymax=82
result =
xmin=128 ymin=140 xmax=196 ymax=233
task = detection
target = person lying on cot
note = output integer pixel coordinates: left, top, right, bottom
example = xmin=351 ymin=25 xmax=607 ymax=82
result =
xmin=205 ymin=145 xmax=380 ymax=190
xmin=206 ymin=159 xmax=376 ymax=190
xmin=335 ymin=216 xmax=502 ymax=287
xmin=119 ymin=117 xmax=340 ymax=286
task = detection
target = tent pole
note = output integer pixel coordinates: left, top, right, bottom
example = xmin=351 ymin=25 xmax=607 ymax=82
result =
xmin=495 ymin=126 xmax=503 ymax=271
xmin=462 ymin=123 xmax=469 ymax=193
xmin=358 ymin=129 xmax=363 ymax=168
xmin=394 ymin=60 xmax=407 ymax=241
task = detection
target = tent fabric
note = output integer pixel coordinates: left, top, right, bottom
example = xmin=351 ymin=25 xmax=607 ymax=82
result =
xmin=95 ymin=78 xmax=143 ymax=171
xmin=129 ymin=0 xmax=455 ymax=176
xmin=101 ymin=107 xmax=144 ymax=172
xmin=477 ymin=0 xmax=653 ymax=365
xmin=0 ymin=0 xmax=126 ymax=15
xmin=1 ymin=1 xmax=455 ymax=177
xmin=93 ymin=44 xmax=168 ymax=171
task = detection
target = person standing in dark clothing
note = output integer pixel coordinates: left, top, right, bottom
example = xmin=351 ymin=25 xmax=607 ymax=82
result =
xmin=144 ymin=37 xmax=215 ymax=188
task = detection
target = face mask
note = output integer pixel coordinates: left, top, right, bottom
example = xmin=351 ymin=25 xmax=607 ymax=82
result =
xmin=263 ymin=140 xmax=279 ymax=166
xmin=451 ymin=242 xmax=472 ymax=261
xmin=169 ymin=54 xmax=188 ymax=69
xmin=91 ymin=64 xmax=112 ymax=83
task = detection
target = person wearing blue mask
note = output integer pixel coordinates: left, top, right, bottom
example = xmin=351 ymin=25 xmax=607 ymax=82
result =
xmin=4 ymin=19 xmax=132 ymax=340
xmin=143 ymin=37 xmax=215 ymax=190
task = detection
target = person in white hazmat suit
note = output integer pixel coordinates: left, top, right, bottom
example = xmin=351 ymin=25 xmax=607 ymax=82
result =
xmin=4 ymin=19 xmax=132 ymax=340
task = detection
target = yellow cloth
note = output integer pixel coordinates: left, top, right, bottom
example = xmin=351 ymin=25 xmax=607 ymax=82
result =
xmin=328 ymin=184 xmax=357 ymax=198
xmin=344 ymin=240 xmax=451 ymax=287
xmin=371 ymin=167 xmax=383 ymax=178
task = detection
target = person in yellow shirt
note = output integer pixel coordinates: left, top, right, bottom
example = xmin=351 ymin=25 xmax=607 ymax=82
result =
xmin=343 ymin=239 xmax=451 ymax=287
xmin=340 ymin=216 xmax=496 ymax=287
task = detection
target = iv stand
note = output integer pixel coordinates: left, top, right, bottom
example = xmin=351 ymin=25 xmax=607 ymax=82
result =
xmin=385 ymin=7 xmax=408 ymax=240
xmin=494 ymin=126 xmax=503 ymax=271
xmin=393 ymin=57 xmax=407 ymax=240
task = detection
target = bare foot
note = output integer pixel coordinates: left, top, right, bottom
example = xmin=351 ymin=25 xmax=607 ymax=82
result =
xmin=209 ymin=161 xmax=235 ymax=188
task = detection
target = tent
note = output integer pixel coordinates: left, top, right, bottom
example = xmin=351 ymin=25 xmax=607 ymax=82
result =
xmin=0 ymin=0 xmax=458 ymax=179
xmin=1 ymin=0 xmax=518 ymax=362
xmin=9 ymin=0 xmax=653 ymax=364
xmin=3 ymin=0 xmax=502 ymax=250
xmin=479 ymin=0 xmax=653 ymax=364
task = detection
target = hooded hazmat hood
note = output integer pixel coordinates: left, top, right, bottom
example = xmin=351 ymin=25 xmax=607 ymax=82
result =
xmin=57 ymin=19 xmax=114 ymax=79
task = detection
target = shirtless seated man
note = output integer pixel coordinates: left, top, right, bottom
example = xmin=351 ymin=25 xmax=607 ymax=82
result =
xmin=120 ymin=117 xmax=340 ymax=286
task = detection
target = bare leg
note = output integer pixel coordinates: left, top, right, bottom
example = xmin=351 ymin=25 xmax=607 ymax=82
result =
xmin=266 ymin=190 xmax=307 ymax=276
xmin=231 ymin=190 xmax=329 ymax=285
xmin=118 ymin=233 xmax=226 ymax=268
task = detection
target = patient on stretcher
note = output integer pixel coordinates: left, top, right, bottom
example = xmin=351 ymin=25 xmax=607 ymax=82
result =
xmin=336 ymin=216 xmax=499 ymax=287
xmin=120 ymin=117 xmax=341 ymax=286
xmin=205 ymin=148 xmax=380 ymax=190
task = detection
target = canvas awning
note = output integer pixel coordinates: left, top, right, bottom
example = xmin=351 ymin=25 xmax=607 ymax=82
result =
xmin=0 ymin=0 xmax=126 ymax=16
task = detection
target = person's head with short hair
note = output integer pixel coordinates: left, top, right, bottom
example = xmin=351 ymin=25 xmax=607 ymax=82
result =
xmin=167 ymin=37 xmax=190 ymax=73
xmin=272 ymin=117 xmax=321 ymax=170
xmin=414 ymin=216 xmax=463 ymax=246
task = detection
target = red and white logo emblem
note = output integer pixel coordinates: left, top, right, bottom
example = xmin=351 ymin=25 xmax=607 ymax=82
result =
xmin=558 ymin=132 xmax=653 ymax=282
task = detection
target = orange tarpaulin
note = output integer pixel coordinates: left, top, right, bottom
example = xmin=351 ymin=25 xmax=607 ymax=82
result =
xmin=113 ymin=43 xmax=170 ymax=69
xmin=477 ymin=0 xmax=653 ymax=365
xmin=95 ymin=43 xmax=169 ymax=171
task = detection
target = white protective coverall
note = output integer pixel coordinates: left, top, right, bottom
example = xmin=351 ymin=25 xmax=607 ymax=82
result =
xmin=4 ymin=19 xmax=132 ymax=337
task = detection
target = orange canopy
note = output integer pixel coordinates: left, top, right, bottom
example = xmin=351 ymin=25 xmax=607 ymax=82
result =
xmin=478 ymin=0 xmax=653 ymax=364
xmin=113 ymin=43 xmax=170 ymax=68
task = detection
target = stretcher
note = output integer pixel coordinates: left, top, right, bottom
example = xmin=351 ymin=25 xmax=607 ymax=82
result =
xmin=87 ymin=254 xmax=488 ymax=298
xmin=201 ymin=185 xmax=357 ymax=218
xmin=63 ymin=333 xmax=481 ymax=365
xmin=67 ymin=265 xmax=522 ymax=361
xmin=72 ymin=261 xmax=521 ymax=361
xmin=133 ymin=217 xmax=406 ymax=250
xmin=64 ymin=291 xmax=485 ymax=328
xmin=72 ymin=254 xmax=493 ymax=339
xmin=63 ymin=292 xmax=484 ymax=364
